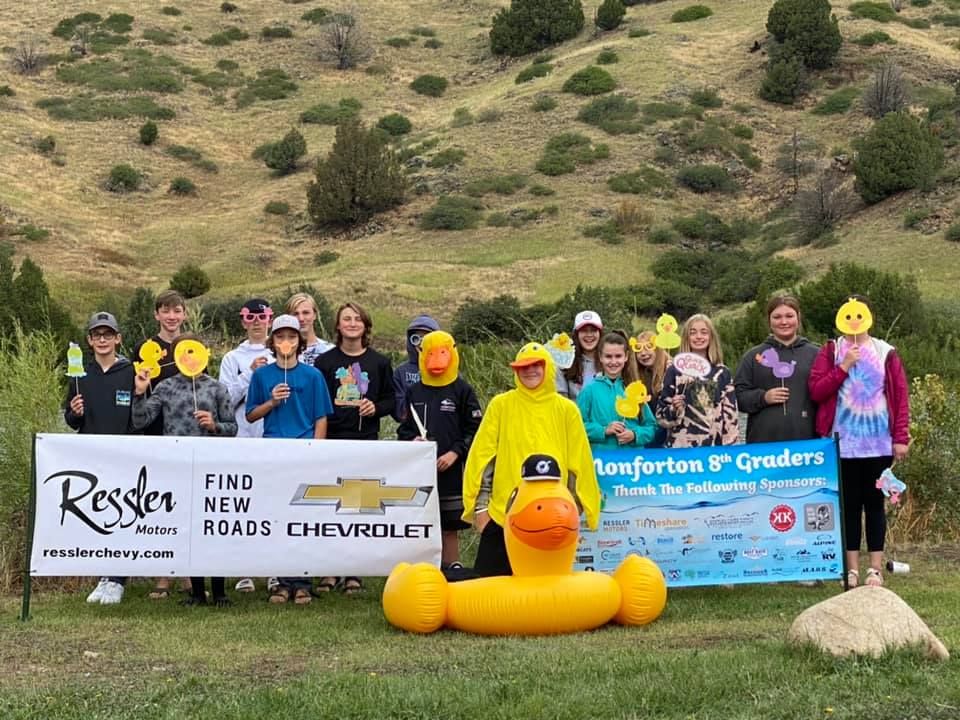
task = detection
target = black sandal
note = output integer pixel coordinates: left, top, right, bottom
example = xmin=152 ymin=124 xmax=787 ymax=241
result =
xmin=341 ymin=577 xmax=364 ymax=595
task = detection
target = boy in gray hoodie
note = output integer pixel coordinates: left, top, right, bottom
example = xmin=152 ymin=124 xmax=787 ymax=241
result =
xmin=391 ymin=314 xmax=440 ymax=422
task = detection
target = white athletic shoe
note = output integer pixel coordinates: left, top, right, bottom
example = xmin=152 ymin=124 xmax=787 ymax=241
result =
xmin=86 ymin=578 xmax=108 ymax=604
xmin=99 ymin=581 xmax=125 ymax=605
xmin=267 ymin=577 xmax=279 ymax=592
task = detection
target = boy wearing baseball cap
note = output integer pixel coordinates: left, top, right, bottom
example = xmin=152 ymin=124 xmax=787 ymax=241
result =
xmin=64 ymin=311 xmax=136 ymax=605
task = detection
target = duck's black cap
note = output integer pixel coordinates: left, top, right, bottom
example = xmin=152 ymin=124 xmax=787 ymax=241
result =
xmin=521 ymin=454 xmax=562 ymax=482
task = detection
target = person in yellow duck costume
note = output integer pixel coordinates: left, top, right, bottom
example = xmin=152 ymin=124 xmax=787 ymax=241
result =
xmin=463 ymin=341 xmax=599 ymax=576
xmin=382 ymin=453 xmax=668 ymax=635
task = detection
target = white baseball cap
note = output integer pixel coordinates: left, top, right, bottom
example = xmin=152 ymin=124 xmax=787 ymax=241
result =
xmin=573 ymin=310 xmax=603 ymax=331
xmin=271 ymin=314 xmax=301 ymax=334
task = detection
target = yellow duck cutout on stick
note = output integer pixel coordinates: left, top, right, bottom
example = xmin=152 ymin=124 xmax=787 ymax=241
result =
xmin=835 ymin=297 xmax=873 ymax=337
xmin=419 ymin=331 xmax=459 ymax=387
xmin=134 ymin=339 xmax=165 ymax=380
xmin=174 ymin=339 xmax=210 ymax=378
xmin=614 ymin=380 xmax=650 ymax=419
xmin=655 ymin=314 xmax=681 ymax=350
xmin=383 ymin=453 xmax=668 ymax=636
xmin=546 ymin=332 xmax=575 ymax=370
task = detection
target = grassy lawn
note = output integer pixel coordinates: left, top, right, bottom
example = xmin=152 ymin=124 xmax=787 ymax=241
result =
xmin=3 ymin=545 xmax=959 ymax=719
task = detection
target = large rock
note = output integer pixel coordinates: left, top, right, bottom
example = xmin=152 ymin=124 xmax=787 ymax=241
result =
xmin=788 ymin=586 xmax=949 ymax=661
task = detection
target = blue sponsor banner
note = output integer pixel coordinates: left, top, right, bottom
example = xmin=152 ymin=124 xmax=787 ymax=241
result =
xmin=575 ymin=438 xmax=842 ymax=587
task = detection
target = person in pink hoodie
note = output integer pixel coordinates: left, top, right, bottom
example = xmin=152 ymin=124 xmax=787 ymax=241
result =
xmin=808 ymin=295 xmax=909 ymax=590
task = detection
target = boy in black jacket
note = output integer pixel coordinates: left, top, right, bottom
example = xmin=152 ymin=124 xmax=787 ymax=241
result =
xmin=397 ymin=331 xmax=482 ymax=569
xmin=64 ymin=311 xmax=136 ymax=605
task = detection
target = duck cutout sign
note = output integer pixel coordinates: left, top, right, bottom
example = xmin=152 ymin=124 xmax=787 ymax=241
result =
xmin=655 ymin=314 xmax=681 ymax=350
xmin=615 ymin=380 xmax=650 ymax=419
xmin=383 ymin=454 xmax=668 ymax=635
xmin=134 ymin=339 xmax=165 ymax=381
xmin=835 ymin=297 xmax=873 ymax=337
xmin=755 ymin=348 xmax=796 ymax=415
xmin=66 ymin=342 xmax=86 ymax=393
xmin=174 ymin=339 xmax=211 ymax=412
xmin=876 ymin=468 xmax=907 ymax=505
xmin=546 ymin=332 xmax=575 ymax=370
xmin=673 ymin=352 xmax=712 ymax=380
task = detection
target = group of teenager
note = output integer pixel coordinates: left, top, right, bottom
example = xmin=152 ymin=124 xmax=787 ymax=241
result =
xmin=65 ymin=288 xmax=909 ymax=607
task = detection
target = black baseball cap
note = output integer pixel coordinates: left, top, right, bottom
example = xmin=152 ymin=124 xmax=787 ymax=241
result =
xmin=521 ymin=454 xmax=562 ymax=482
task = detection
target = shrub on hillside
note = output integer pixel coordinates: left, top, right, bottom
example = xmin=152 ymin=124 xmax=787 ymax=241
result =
xmin=794 ymin=172 xmax=849 ymax=241
xmin=106 ymin=164 xmax=142 ymax=192
xmin=300 ymin=97 xmax=361 ymax=125
xmin=608 ymin=166 xmax=670 ymax=194
xmin=854 ymin=112 xmax=944 ymax=204
xmin=765 ymin=0 xmax=842 ymax=70
xmin=515 ymin=62 xmax=552 ymax=83
xmin=427 ymin=148 xmax=467 ymax=167
xmin=262 ymin=128 xmax=307 ymax=175
xmin=562 ymin=66 xmax=615 ymax=95
xmin=676 ymin=164 xmax=736 ymax=193
xmin=169 ymin=176 xmax=197 ymax=195
xmin=853 ymin=30 xmax=895 ymax=46
xmin=596 ymin=49 xmax=619 ymax=64
xmin=139 ymin=120 xmax=158 ymax=145
xmin=264 ymin=201 xmax=290 ymax=215
xmin=465 ymin=174 xmax=527 ymax=196
xmin=420 ymin=196 xmax=483 ymax=230
xmin=377 ymin=113 xmax=412 ymax=136
xmin=536 ymin=133 xmax=610 ymax=175
xmin=577 ymin=94 xmax=640 ymax=134
xmin=945 ymin=223 xmax=960 ymax=242
xmin=261 ymin=25 xmax=293 ymax=39
xmin=811 ymin=87 xmax=859 ymax=115
xmin=452 ymin=295 xmax=528 ymax=343
xmin=410 ymin=74 xmax=447 ymax=97
xmin=670 ymin=210 xmax=739 ymax=247
xmin=671 ymin=5 xmax=713 ymax=22
xmin=490 ymin=0 xmax=585 ymax=56
xmin=848 ymin=1 xmax=897 ymax=22
xmin=170 ymin=263 xmax=211 ymax=298
xmin=302 ymin=8 xmax=331 ymax=24
xmin=862 ymin=61 xmax=908 ymax=119
xmin=307 ymin=119 xmax=406 ymax=226
xmin=759 ymin=49 xmax=807 ymax=104
xmin=532 ymin=94 xmax=558 ymax=112
xmin=595 ymin=0 xmax=626 ymax=30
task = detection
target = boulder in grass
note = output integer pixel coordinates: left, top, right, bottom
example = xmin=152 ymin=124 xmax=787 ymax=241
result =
xmin=788 ymin=586 xmax=949 ymax=661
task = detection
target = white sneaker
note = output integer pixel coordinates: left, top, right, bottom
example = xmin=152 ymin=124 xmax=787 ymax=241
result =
xmin=99 ymin=581 xmax=125 ymax=605
xmin=86 ymin=578 xmax=108 ymax=604
xmin=267 ymin=577 xmax=279 ymax=592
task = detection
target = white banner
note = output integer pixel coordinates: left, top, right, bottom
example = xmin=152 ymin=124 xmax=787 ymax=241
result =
xmin=30 ymin=434 xmax=441 ymax=576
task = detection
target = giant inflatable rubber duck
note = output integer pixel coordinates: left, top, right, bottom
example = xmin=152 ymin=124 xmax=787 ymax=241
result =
xmin=383 ymin=454 xmax=668 ymax=635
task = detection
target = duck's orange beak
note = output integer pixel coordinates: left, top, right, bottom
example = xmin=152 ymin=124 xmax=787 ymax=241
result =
xmin=425 ymin=347 xmax=451 ymax=375
xmin=508 ymin=496 xmax=579 ymax=550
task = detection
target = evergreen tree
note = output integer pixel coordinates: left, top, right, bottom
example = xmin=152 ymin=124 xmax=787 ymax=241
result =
xmin=854 ymin=112 xmax=944 ymax=204
xmin=264 ymin=128 xmax=307 ymax=175
xmin=490 ymin=0 xmax=585 ymax=57
xmin=766 ymin=0 xmax=841 ymax=70
xmin=595 ymin=0 xmax=626 ymax=30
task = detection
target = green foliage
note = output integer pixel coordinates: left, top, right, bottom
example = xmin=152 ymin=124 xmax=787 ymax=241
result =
xmin=106 ymin=164 xmax=142 ymax=192
xmin=670 ymin=209 xmax=741 ymax=247
xmin=595 ymin=0 xmax=626 ymax=30
xmin=451 ymin=107 xmax=474 ymax=126
xmin=221 ymin=2 xmax=238 ymax=11
xmin=583 ymin=220 xmax=624 ymax=244
xmin=488 ymin=207 xmax=544 ymax=228
xmin=385 ymin=36 xmax=413 ymax=48
xmin=376 ymin=113 xmax=412 ymax=136
xmin=853 ymin=29 xmax=895 ymax=46
xmin=261 ymin=26 xmax=294 ymax=39
xmin=676 ymin=164 xmax=737 ymax=193
xmin=161 ymin=6 xmax=182 ymax=15
xmin=37 ymin=95 xmax=175 ymax=121
xmin=420 ymin=196 xmax=483 ymax=230
xmin=647 ymin=226 xmax=677 ymax=244
xmin=52 ymin=12 xmax=102 ymax=39
xmin=143 ymin=28 xmax=178 ymax=45
xmin=300 ymin=97 xmax=361 ymax=125
xmin=410 ymin=75 xmax=448 ymax=97
xmin=532 ymin=94 xmax=558 ymax=112
xmin=759 ymin=51 xmax=807 ymax=104
xmin=216 ymin=59 xmax=239 ymax=72
xmin=424 ymin=38 xmax=443 ymax=49
xmin=849 ymin=1 xmax=898 ymax=22
xmin=427 ymin=148 xmax=467 ymax=167
xmin=165 ymin=145 xmax=218 ymax=173
xmin=262 ymin=128 xmax=307 ymax=175
xmin=629 ymin=27 xmax=652 ymax=36
xmin=202 ymin=26 xmax=249 ymax=46
xmin=55 ymin=51 xmax=184 ymax=93
xmin=264 ymin=201 xmax=290 ymax=215
xmin=169 ymin=176 xmax=197 ymax=195
xmin=899 ymin=17 xmax=930 ymax=27
xmin=235 ymin=69 xmax=298 ymax=108
xmin=596 ymin=49 xmax=619 ymax=64
xmin=651 ymin=248 xmax=775 ymax=304
xmin=766 ymin=0 xmax=842 ymax=70
xmin=315 ymin=250 xmax=340 ymax=266
xmin=515 ymin=62 xmax=553 ymax=83
xmin=671 ymin=5 xmax=713 ymax=22
xmin=641 ymin=101 xmax=686 ymax=122
xmin=608 ymin=166 xmax=670 ymax=194
xmin=490 ymin=0 xmax=585 ymax=56
xmin=302 ymin=8 xmax=332 ymax=24
xmin=562 ymin=66 xmax=616 ymax=95
xmin=811 ymin=86 xmax=859 ymax=115
xmin=410 ymin=26 xmax=436 ymax=37
xmin=931 ymin=12 xmax=960 ymax=25
xmin=529 ymin=183 xmax=555 ymax=196
xmin=0 ymin=85 xmax=13 ymax=97
xmin=731 ymin=123 xmax=753 ymax=139
xmin=32 ymin=135 xmax=56 ymax=155
xmin=536 ymin=133 xmax=609 ymax=175
xmin=452 ymin=294 xmax=527 ymax=343
xmin=577 ymin=94 xmax=640 ymax=134
xmin=946 ymin=223 xmax=960 ymax=241
xmin=854 ymin=112 xmax=944 ymax=203
xmin=689 ymin=87 xmax=723 ymax=108
xmin=902 ymin=207 xmax=933 ymax=229
xmin=465 ymin=174 xmax=528 ymax=196
xmin=191 ymin=71 xmax=243 ymax=90
xmin=307 ymin=119 xmax=407 ymax=226
xmin=170 ymin=263 xmax=211 ymax=298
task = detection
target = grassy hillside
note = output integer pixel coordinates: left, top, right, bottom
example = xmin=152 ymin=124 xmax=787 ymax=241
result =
xmin=1 ymin=0 xmax=959 ymax=336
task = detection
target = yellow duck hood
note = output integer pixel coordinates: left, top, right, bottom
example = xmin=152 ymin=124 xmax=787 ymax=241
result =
xmin=510 ymin=343 xmax=557 ymax=402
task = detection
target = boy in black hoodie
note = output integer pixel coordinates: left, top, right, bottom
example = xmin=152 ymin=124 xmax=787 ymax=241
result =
xmin=391 ymin=314 xmax=440 ymax=422
xmin=64 ymin=311 xmax=136 ymax=605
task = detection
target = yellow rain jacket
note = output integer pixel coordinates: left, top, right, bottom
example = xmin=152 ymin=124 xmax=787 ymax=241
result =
xmin=462 ymin=343 xmax=600 ymax=529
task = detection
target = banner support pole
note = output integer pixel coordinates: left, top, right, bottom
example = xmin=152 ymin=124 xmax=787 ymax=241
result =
xmin=20 ymin=433 xmax=38 ymax=622
xmin=833 ymin=433 xmax=849 ymax=592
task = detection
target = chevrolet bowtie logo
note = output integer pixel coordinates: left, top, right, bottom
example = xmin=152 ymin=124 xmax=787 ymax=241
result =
xmin=290 ymin=477 xmax=432 ymax=514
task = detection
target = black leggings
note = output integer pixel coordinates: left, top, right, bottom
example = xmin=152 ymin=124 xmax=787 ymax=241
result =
xmin=190 ymin=576 xmax=226 ymax=600
xmin=840 ymin=456 xmax=892 ymax=553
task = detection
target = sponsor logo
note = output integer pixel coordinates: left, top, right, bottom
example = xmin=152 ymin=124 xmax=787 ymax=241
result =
xmin=600 ymin=549 xmax=622 ymax=562
xmin=821 ymin=551 xmax=836 ymax=560
xmin=601 ymin=520 xmax=631 ymax=533
xmin=576 ymin=554 xmax=595 ymax=564
xmin=656 ymin=535 xmax=674 ymax=545
xmin=801 ymin=566 xmax=838 ymax=574
xmin=701 ymin=512 xmax=759 ymax=530
xmin=769 ymin=504 xmax=797 ymax=533
xmin=804 ymin=502 xmax=835 ymax=531
xmin=628 ymin=536 xmax=647 ymax=547
xmin=772 ymin=549 xmax=786 ymax=561
xmin=812 ymin=536 xmax=836 ymax=547
xmin=718 ymin=549 xmax=737 ymax=563
xmin=711 ymin=532 xmax=743 ymax=542
xmin=784 ymin=537 xmax=807 ymax=546
xmin=115 ymin=390 xmax=131 ymax=407
xmin=743 ymin=547 xmax=768 ymax=560
xmin=635 ymin=517 xmax=688 ymax=530
xmin=743 ymin=567 xmax=768 ymax=577
xmin=290 ymin=477 xmax=432 ymax=514
xmin=794 ymin=549 xmax=813 ymax=561
xmin=682 ymin=534 xmax=704 ymax=545
xmin=681 ymin=546 xmax=706 ymax=557
xmin=439 ymin=399 xmax=457 ymax=413
xmin=597 ymin=539 xmax=623 ymax=548
xmin=668 ymin=569 xmax=682 ymax=581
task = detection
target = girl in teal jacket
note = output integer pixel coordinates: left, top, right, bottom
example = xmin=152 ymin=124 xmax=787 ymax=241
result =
xmin=577 ymin=333 xmax=657 ymax=448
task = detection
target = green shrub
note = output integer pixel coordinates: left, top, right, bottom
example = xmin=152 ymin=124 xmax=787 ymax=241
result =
xmin=55 ymin=52 xmax=184 ymax=94
xmin=315 ymin=250 xmax=340 ymax=266
xmin=261 ymin=25 xmax=293 ymax=39
xmin=654 ymin=145 xmax=678 ymax=165
xmin=33 ymin=136 xmax=56 ymax=155
xmin=676 ymin=164 xmax=736 ymax=193
xmin=903 ymin=207 xmax=933 ymax=229
xmin=608 ymin=166 xmax=670 ymax=194
xmin=853 ymin=30 xmax=895 ymax=46
xmin=264 ymin=201 xmax=290 ymax=215
xmin=103 ymin=13 xmax=134 ymax=33
xmin=302 ymin=8 xmax=332 ymax=24
xmin=307 ymin=119 xmax=407 ymax=226
xmin=36 ymin=95 xmax=175 ymax=121
xmin=731 ymin=123 xmax=753 ymax=139
xmin=202 ymin=26 xmax=249 ymax=46
xmin=532 ymin=94 xmax=558 ymax=112
xmin=849 ymin=1 xmax=898 ymax=22
xmin=583 ymin=220 xmax=624 ymax=244
xmin=192 ymin=71 xmax=242 ymax=90
xmin=221 ymin=2 xmax=238 ymax=12
xmin=577 ymin=94 xmax=639 ymax=134
xmin=931 ymin=12 xmax=960 ymax=25
xmin=759 ymin=51 xmax=807 ymax=104
xmin=899 ymin=17 xmax=930 ymax=28
xmin=465 ymin=174 xmax=527 ymax=196
xmin=515 ymin=62 xmax=552 ymax=84
xmin=17 ymin=225 xmax=51 ymax=242
xmin=235 ymin=68 xmax=298 ymax=107
xmin=410 ymin=74 xmax=448 ymax=97
xmin=487 ymin=207 xmax=542 ymax=228
xmin=910 ymin=0 xmax=931 ymax=5
xmin=529 ymin=183 xmax=555 ymax=196
xmin=536 ymin=133 xmax=609 ymax=175
xmin=735 ymin=143 xmax=762 ymax=170
xmin=946 ymin=223 xmax=960 ymax=241
xmin=766 ymin=0 xmax=842 ymax=70
xmin=161 ymin=6 xmax=182 ymax=15
xmin=143 ymin=28 xmax=177 ymax=45
xmin=410 ymin=26 xmax=436 ymax=36
xmin=854 ymin=111 xmax=944 ymax=203
xmin=301 ymin=97 xmax=361 ymax=125
xmin=424 ymin=38 xmax=443 ymax=49
xmin=262 ymin=128 xmax=307 ymax=175
xmin=629 ymin=27 xmax=652 ymax=37
xmin=671 ymin=5 xmax=713 ymax=22
xmin=595 ymin=0 xmax=626 ymax=31
xmin=490 ymin=0 xmax=585 ymax=56
xmin=811 ymin=86 xmax=859 ymax=115
xmin=165 ymin=145 xmax=202 ymax=162
xmin=671 ymin=210 xmax=738 ymax=245
xmin=647 ymin=226 xmax=677 ymax=244
xmin=106 ymin=164 xmax=142 ymax=192
xmin=169 ymin=176 xmax=196 ymax=195
xmin=420 ymin=196 xmax=483 ymax=230
xmin=477 ymin=108 xmax=503 ymax=123
xmin=377 ymin=113 xmax=413 ymax=136
xmin=641 ymin=101 xmax=686 ymax=122
xmin=427 ymin=148 xmax=467 ymax=167
xmin=216 ymin=59 xmax=240 ymax=72
xmin=170 ymin=263 xmax=211 ymax=298
xmin=385 ymin=36 xmax=413 ymax=47
xmin=562 ymin=66 xmax=615 ymax=95
xmin=690 ymin=87 xmax=722 ymax=108
xmin=0 ymin=85 xmax=13 ymax=97
xmin=596 ymin=49 xmax=619 ymax=64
